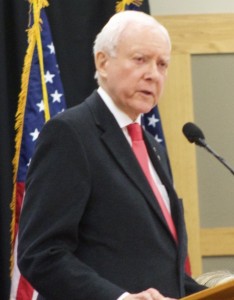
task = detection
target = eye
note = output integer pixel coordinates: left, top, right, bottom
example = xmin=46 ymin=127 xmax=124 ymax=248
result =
xmin=134 ymin=56 xmax=145 ymax=64
xmin=157 ymin=60 xmax=169 ymax=72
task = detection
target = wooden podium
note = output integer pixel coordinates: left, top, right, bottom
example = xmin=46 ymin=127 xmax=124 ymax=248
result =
xmin=181 ymin=280 xmax=234 ymax=300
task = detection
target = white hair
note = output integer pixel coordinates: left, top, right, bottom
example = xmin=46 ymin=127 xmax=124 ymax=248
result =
xmin=93 ymin=10 xmax=171 ymax=81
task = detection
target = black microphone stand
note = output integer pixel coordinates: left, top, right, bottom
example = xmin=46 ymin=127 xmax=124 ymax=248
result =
xmin=197 ymin=138 xmax=234 ymax=176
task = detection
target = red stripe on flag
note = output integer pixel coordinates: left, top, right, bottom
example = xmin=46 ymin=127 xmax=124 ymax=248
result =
xmin=15 ymin=182 xmax=25 ymax=222
xmin=17 ymin=276 xmax=34 ymax=300
xmin=13 ymin=182 xmax=25 ymax=246
xmin=185 ymin=255 xmax=192 ymax=276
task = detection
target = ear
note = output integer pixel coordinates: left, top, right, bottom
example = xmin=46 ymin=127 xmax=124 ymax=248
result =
xmin=95 ymin=51 xmax=109 ymax=79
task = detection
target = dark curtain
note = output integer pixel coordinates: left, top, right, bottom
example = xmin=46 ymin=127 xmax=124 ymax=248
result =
xmin=0 ymin=1 xmax=28 ymax=299
xmin=0 ymin=1 xmax=150 ymax=299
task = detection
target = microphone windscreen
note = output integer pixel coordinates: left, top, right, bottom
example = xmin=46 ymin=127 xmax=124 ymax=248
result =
xmin=182 ymin=122 xmax=205 ymax=145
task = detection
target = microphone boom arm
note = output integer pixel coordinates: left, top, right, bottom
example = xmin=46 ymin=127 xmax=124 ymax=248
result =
xmin=198 ymin=138 xmax=234 ymax=176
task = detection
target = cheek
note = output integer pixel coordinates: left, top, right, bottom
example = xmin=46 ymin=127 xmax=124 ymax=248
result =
xmin=117 ymin=72 xmax=137 ymax=92
xmin=157 ymin=76 xmax=166 ymax=91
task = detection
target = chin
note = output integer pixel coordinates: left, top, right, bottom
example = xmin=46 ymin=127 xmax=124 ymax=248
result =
xmin=142 ymin=104 xmax=156 ymax=114
xmin=130 ymin=101 xmax=156 ymax=118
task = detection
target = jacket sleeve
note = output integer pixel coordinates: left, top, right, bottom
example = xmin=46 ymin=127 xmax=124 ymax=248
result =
xmin=17 ymin=118 xmax=125 ymax=300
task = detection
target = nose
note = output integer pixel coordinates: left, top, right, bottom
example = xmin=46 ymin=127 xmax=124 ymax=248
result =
xmin=144 ymin=62 xmax=161 ymax=81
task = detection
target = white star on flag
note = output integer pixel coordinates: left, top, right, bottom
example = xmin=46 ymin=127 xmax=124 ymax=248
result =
xmin=36 ymin=100 xmax=45 ymax=112
xmin=30 ymin=128 xmax=40 ymax=142
xmin=51 ymin=90 xmax=63 ymax=103
xmin=155 ymin=135 xmax=163 ymax=143
xmin=44 ymin=70 xmax=55 ymax=83
xmin=27 ymin=158 xmax=32 ymax=168
xmin=47 ymin=42 xmax=55 ymax=54
xmin=148 ymin=114 xmax=159 ymax=128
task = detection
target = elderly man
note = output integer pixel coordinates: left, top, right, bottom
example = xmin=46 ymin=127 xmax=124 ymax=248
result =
xmin=18 ymin=10 xmax=205 ymax=300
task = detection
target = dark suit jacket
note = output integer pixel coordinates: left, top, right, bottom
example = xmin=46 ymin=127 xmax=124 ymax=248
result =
xmin=18 ymin=91 xmax=204 ymax=300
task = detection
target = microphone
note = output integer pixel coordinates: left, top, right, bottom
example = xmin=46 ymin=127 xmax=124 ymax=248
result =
xmin=182 ymin=122 xmax=206 ymax=147
xmin=182 ymin=122 xmax=234 ymax=176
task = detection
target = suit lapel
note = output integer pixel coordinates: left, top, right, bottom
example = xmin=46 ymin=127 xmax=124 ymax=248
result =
xmin=144 ymin=133 xmax=185 ymax=246
xmin=87 ymin=92 xmax=177 ymax=242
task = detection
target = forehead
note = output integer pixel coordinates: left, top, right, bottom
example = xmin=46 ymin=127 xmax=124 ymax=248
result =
xmin=117 ymin=24 xmax=171 ymax=56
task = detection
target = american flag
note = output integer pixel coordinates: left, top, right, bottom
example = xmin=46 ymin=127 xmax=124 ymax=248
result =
xmin=116 ymin=0 xmax=144 ymax=12
xmin=141 ymin=108 xmax=167 ymax=148
xmin=141 ymin=108 xmax=173 ymax=184
xmin=10 ymin=2 xmax=66 ymax=299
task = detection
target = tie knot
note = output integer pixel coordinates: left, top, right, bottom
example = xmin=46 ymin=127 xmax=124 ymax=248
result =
xmin=127 ymin=123 xmax=143 ymax=141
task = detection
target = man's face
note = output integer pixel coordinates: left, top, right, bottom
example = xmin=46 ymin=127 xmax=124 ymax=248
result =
xmin=96 ymin=25 xmax=171 ymax=120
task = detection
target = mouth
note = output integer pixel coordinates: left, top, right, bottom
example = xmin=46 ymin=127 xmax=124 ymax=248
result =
xmin=140 ymin=90 xmax=154 ymax=97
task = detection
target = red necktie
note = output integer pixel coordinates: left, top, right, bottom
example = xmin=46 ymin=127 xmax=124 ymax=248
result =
xmin=127 ymin=123 xmax=178 ymax=242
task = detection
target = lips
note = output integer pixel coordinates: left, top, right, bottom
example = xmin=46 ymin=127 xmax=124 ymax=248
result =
xmin=140 ymin=90 xmax=154 ymax=97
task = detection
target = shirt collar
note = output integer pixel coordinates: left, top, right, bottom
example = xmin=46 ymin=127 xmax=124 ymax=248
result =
xmin=97 ymin=86 xmax=141 ymax=129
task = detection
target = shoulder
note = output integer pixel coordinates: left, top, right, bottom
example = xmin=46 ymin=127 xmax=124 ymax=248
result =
xmin=48 ymin=90 xmax=100 ymax=128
